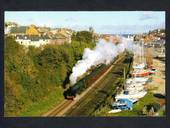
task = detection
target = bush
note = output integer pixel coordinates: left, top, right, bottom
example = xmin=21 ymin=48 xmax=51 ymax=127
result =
xmin=4 ymin=32 xmax=96 ymax=116
xmin=72 ymin=31 xmax=93 ymax=44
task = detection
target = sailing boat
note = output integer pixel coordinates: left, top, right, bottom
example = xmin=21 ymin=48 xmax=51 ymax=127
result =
xmin=131 ymin=69 xmax=150 ymax=77
xmin=115 ymin=41 xmax=148 ymax=101
xmin=115 ymin=89 xmax=147 ymax=101
xmin=115 ymin=66 xmax=147 ymax=102
xmin=132 ymin=41 xmax=151 ymax=77
xmin=126 ymin=77 xmax=149 ymax=84
xmin=133 ymin=41 xmax=146 ymax=69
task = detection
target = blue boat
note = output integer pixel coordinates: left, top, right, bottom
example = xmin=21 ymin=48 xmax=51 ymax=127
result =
xmin=111 ymin=98 xmax=133 ymax=110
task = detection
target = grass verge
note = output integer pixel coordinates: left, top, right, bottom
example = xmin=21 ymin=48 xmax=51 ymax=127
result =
xmin=20 ymin=87 xmax=64 ymax=116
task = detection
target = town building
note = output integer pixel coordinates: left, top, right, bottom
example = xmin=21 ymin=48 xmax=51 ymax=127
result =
xmin=9 ymin=24 xmax=73 ymax=47
xmin=53 ymin=28 xmax=73 ymax=43
xmin=26 ymin=25 xmax=40 ymax=36
xmin=16 ymin=35 xmax=51 ymax=47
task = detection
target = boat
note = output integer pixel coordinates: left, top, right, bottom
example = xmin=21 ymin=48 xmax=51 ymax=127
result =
xmin=133 ymin=63 xmax=146 ymax=69
xmin=125 ymin=82 xmax=144 ymax=89
xmin=131 ymin=69 xmax=150 ymax=77
xmin=115 ymin=90 xmax=147 ymax=100
xmin=126 ymin=85 xmax=144 ymax=92
xmin=111 ymin=98 xmax=133 ymax=110
xmin=124 ymin=78 xmax=145 ymax=92
xmin=126 ymin=77 xmax=149 ymax=84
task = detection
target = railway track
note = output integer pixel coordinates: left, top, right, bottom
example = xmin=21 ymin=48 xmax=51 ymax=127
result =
xmin=43 ymin=100 xmax=72 ymax=116
xmin=43 ymin=53 xmax=126 ymax=116
xmin=65 ymin=54 xmax=127 ymax=116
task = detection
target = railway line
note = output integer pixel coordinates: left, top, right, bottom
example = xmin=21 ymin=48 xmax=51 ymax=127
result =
xmin=43 ymin=100 xmax=72 ymax=116
xmin=43 ymin=53 xmax=128 ymax=116
xmin=65 ymin=54 xmax=129 ymax=116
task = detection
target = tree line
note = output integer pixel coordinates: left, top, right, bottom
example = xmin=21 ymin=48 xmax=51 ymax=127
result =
xmin=4 ymin=31 xmax=96 ymax=116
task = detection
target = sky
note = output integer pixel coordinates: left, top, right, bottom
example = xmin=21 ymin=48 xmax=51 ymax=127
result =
xmin=5 ymin=11 xmax=165 ymax=34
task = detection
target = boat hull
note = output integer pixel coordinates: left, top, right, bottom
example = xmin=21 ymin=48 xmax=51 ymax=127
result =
xmin=115 ymin=91 xmax=147 ymax=100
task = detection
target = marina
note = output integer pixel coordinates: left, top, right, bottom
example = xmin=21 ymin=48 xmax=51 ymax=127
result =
xmin=108 ymin=40 xmax=165 ymax=115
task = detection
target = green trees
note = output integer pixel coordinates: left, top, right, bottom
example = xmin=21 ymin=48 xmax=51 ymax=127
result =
xmin=5 ymin=36 xmax=31 ymax=116
xmin=4 ymin=30 xmax=95 ymax=116
xmin=72 ymin=31 xmax=94 ymax=44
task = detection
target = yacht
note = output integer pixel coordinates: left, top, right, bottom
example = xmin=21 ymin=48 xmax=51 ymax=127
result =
xmin=115 ymin=90 xmax=147 ymax=101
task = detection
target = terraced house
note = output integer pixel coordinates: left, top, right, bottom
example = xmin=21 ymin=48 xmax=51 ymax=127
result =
xmin=7 ymin=24 xmax=72 ymax=47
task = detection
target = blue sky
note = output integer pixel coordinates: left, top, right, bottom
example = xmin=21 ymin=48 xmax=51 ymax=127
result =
xmin=5 ymin=11 xmax=165 ymax=34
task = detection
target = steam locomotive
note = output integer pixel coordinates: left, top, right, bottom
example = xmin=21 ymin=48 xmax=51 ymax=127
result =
xmin=63 ymin=64 xmax=111 ymax=100
xmin=63 ymin=52 xmax=133 ymax=100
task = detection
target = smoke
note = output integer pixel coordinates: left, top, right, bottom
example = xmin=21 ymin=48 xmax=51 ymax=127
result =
xmin=69 ymin=36 xmax=141 ymax=85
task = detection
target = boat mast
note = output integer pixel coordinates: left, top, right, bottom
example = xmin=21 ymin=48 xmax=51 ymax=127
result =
xmin=140 ymin=41 xmax=142 ymax=64
xmin=123 ymin=67 xmax=127 ymax=89
xmin=142 ymin=41 xmax=144 ymax=64
xmin=142 ymin=41 xmax=145 ymax=65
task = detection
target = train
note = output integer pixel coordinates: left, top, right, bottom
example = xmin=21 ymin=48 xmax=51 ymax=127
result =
xmin=63 ymin=64 xmax=111 ymax=100
xmin=63 ymin=52 xmax=133 ymax=100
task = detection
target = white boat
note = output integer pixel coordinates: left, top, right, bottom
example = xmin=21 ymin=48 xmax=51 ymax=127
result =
xmin=124 ymin=78 xmax=145 ymax=92
xmin=126 ymin=77 xmax=149 ymax=84
xmin=133 ymin=63 xmax=146 ymax=69
xmin=115 ymin=90 xmax=147 ymax=100
xmin=124 ymin=83 xmax=144 ymax=91
xmin=126 ymin=85 xmax=144 ymax=92
xmin=125 ymin=82 xmax=144 ymax=87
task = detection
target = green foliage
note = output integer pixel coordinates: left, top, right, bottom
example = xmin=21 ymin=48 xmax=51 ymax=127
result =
xmin=72 ymin=31 xmax=94 ymax=44
xmin=20 ymin=87 xmax=64 ymax=116
xmin=10 ymin=26 xmax=26 ymax=34
xmin=4 ymin=31 xmax=96 ymax=116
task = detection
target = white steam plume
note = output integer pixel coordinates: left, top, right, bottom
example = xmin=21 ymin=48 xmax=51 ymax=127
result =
xmin=69 ymin=37 xmax=141 ymax=85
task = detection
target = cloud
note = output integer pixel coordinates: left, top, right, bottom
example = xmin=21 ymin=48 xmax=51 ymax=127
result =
xmin=64 ymin=17 xmax=77 ymax=22
xmin=139 ymin=12 xmax=157 ymax=21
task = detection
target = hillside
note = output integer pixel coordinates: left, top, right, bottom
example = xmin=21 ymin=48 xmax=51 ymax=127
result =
xmin=4 ymin=31 xmax=95 ymax=116
xmin=134 ymin=28 xmax=165 ymax=43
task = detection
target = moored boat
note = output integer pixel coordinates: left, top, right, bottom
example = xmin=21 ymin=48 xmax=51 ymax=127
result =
xmin=132 ymin=70 xmax=150 ymax=77
xmin=115 ymin=90 xmax=147 ymax=101
xmin=126 ymin=77 xmax=149 ymax=84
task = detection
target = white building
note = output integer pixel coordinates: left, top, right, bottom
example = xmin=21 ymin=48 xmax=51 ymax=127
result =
xmin=15 ymin=35 xmax=50 ymax=47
